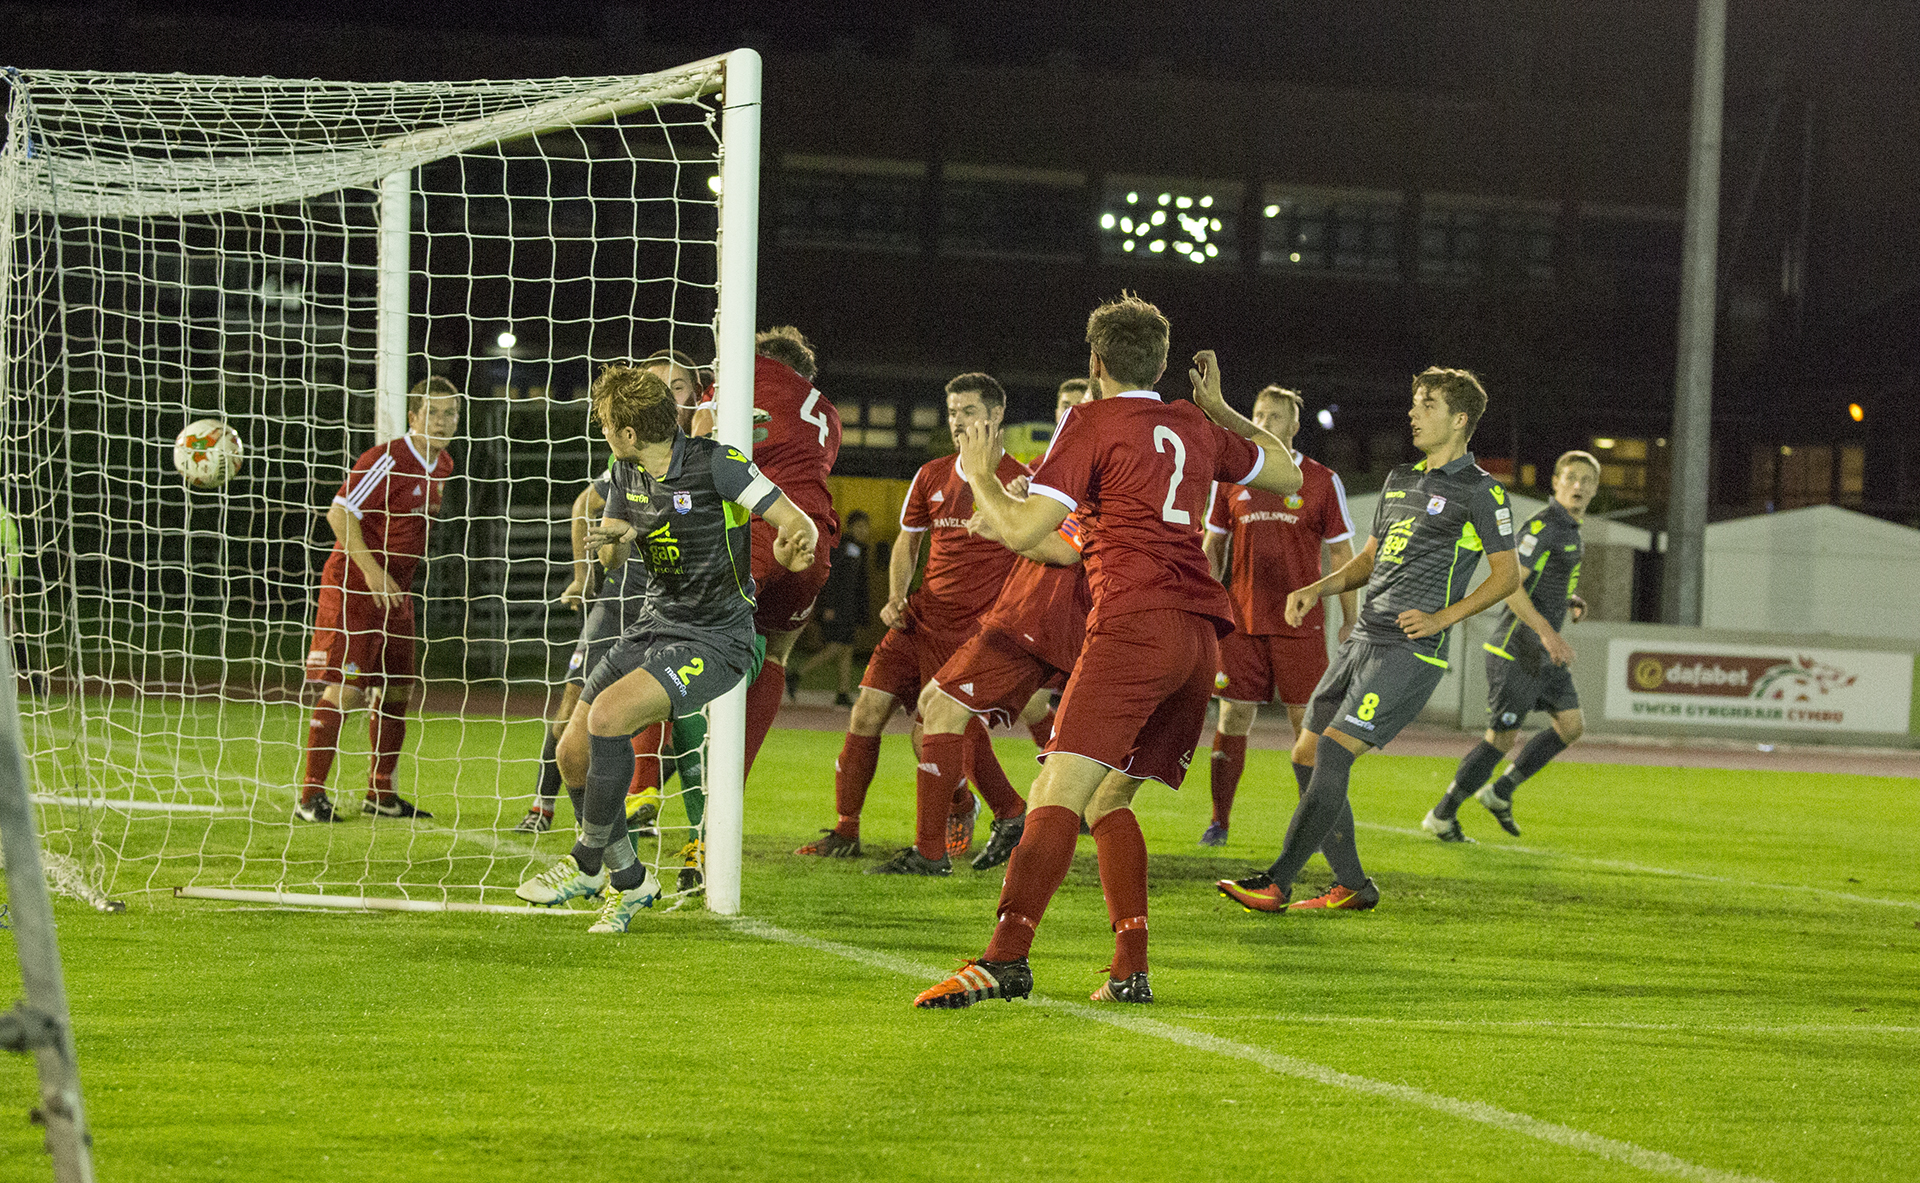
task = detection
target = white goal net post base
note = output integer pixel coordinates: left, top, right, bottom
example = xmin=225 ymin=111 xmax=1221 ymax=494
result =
xmin=2 ymin=50 xmax=762 ymax=917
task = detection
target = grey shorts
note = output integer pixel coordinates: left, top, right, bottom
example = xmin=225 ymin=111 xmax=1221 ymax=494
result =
xmin=1305 ymin=639 xmax=1447 ymax=748
xmin=566 ymin=569 xmax=646 ymax=688
xmin=1485 ymin=647 xmax=1580 ymax=729
xmin=580 ymin=628 xmax=758 ymax=719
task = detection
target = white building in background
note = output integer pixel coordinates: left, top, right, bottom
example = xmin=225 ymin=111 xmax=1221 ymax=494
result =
xmin=1701 ymin=505 xmax=1920 ymax=642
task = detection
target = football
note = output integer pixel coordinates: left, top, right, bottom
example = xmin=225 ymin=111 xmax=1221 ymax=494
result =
xmin=173 ymin=418 xmax=245 ymax=489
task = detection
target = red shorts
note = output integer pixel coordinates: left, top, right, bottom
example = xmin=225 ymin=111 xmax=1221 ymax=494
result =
xmin=304 ymin=582 xmax=416 ymax=687
xmin=1215 ymin=630 xmax=1330 ymax=706
xmin=860 ymin=623 xmax=964 ymax=705
xmin=751 ymin=517 xmax=832 ymax=636
xmin=1048 ymin=609 xmax=1219 ymax=789
xmin=929 ymin=626 xmax=1064 ymax=730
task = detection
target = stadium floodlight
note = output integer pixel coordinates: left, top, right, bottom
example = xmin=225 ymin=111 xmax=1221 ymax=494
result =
xmin=1 ymin=52 xmax=764 ymax=917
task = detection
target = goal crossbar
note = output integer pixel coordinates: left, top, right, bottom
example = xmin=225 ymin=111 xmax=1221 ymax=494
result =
xmin=3 ymin=59 xmax=730 ymax=220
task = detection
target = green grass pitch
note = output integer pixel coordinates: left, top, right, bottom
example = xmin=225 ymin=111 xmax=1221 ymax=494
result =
xmin=3 ymin=715 xmax=1917 ymax=1182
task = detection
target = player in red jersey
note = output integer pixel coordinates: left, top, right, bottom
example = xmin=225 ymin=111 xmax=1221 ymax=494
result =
xmin=914 ymin=296 xmax=1302 ymax=1008
xmin=795 ymin=373 xmax=1030 ymax=861
xmin=892 ymin=377 xmax=1097 ymax=874
xmin=298 ymin=377 xmax=460 ymax=823
xmin=893 ymin=510 xmax=1090 ymax=875
xmin=1200 ymin=385 xmax=1357 ymax=847
xmin=693 ymin=327 xmax=841 ymax=774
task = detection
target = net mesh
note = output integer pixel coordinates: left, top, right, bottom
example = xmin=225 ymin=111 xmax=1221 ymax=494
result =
xmin=2 ymin=63 xmax=735 ymax=909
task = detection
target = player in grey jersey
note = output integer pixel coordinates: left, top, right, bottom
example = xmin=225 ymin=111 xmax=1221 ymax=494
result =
xmin=516 ymin=365 xmax=817 ymax=932
xmin=1216 ymin=367 xmax=1522 ymax=914
xmin=1424 ymin=449 xmax=1600 ymax=839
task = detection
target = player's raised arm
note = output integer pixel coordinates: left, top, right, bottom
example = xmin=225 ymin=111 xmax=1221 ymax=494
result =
xmin=1188 ymin=351 xmax=1302 ymax=496
xmin=956 ymin=419 xmax=1068 ymax=551
xmin=760 ymin=493 xmax=819 ymax=573
xmin=1014 ymin=524 xmax=1083 ymax=567
xmin=325 ymin=502 xmax=403 ymax=609
xmin=1286 ymin=534 xmax=1377 ymax=628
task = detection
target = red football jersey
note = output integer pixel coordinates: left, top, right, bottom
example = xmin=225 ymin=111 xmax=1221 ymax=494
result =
xmin=1028 ymin=392 xmax=1262 ymax=635
xmin=323 ymin=435 xmax=455 ymax=594
xmin=1207 ymin=454 xmax=1354 ymax=637
xmin=701 ymin=355 xmax=842 ymax=547
xmin=980 ymin=512 xmax=1092 ymax=673
xmin=899 ymin=450 xmax=1029 ymax=636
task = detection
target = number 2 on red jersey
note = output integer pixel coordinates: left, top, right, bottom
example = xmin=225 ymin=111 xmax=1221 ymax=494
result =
xmin=1153 ymin=425 xmax=1192 ymax=525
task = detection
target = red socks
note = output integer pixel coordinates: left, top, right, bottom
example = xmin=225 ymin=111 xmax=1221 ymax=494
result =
xmin=915 ymin=732 xmax=965 ymax=859
xmin=367 ymin=687 xmax=409 ymax=801
xmin=983 ymin=805 xmax=1079 ymax=962
xmin=832 ymin=732 xmax=882 ymax=839
xmin=963 ymin=717 xmax=1025 ymax=820
xmin=1027 ymin=706 xmax=1056 ymax=749
xmin=1091 ymin=809 xmax=1150 ymax=978
xmin=1209 ymin=732 xmax=1247 ymax=827
xmin=629 ymin=722 xmax=665 ymax=794
xmin=743 ymin=659 xmax=785 ymax=775
xmin=301 ymin=697 xmax=344 ymax=801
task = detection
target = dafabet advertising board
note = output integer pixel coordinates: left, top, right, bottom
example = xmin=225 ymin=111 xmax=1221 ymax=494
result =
xmin=1604 ymin=639 xmax=1916 ymax=735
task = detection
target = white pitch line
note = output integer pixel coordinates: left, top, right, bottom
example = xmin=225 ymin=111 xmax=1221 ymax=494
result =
xmin=32 ymin=795 xmax=225 ymax=814
xmin=1358 ymin=821 xmax=1920 ymax=912
xmin=729 ymin=917 xmax=1777 ymax=1183
xmin=1179 ymin=1014 xmax=1920 ymax=1037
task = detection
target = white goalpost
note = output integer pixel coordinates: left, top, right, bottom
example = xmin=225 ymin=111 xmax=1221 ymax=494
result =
xmin=0 ymin=52 xmax=763 ymax=917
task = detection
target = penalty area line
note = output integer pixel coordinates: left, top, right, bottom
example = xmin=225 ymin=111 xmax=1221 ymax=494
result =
xmin=729 ymin=917 xmax=1776 ymax=1183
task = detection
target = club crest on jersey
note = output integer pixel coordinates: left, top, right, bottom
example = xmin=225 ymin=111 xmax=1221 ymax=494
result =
xmin=1426 ymin=495 xmax=1447 ymax=515
xmin=1284 ymin=493 xmax=1304 ymax=509
xmin=673 ymin=491 xmax=693 ymax=514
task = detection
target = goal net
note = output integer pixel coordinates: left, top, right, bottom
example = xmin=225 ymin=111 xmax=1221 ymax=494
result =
xmin=0 ymin=54 xmax=763 ymax=915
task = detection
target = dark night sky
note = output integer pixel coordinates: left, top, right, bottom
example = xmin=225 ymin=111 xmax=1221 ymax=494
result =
xmin=53 ymin=1 xmax=1920 ymax=101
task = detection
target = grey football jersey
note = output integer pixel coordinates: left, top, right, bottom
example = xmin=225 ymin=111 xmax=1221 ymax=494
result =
xmin=1353 ymin=452 xmax=1516 ymax=664
xmin=1486 ymin=499 xmax=1583 ymax=657
xmin=604 ymin=433 xmax=781 ymax=641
